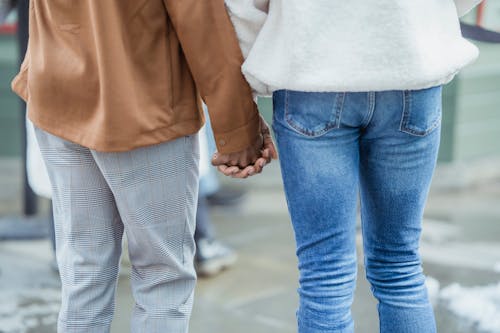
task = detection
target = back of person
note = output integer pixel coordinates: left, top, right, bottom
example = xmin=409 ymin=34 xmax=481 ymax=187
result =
xmin=12 ymin=1 xmax=270 ymax=332
xmin=14 ymin=0 xmax=260 ymax=154
xmin=224 ymin=1 xmax=483 ymax=332
xmin=227 ymin=0 xmax=480 ymax=94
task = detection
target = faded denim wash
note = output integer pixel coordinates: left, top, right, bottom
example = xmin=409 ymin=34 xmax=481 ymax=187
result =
xmin=272 ymin=87 xmax=441 ymax=333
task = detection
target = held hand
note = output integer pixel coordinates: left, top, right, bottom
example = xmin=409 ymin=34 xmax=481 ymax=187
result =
xmin=259 ymin=115 xmax=278 ymax=161
xmin=211 ymin=131 xmax=263 ymax=171
xmin=213 ymin=115 xmax=278 ymax=179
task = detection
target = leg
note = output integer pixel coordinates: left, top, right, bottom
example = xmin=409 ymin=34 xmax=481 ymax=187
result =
xmin=194 ymin=194 xmax=237 ymax=277
xmin=92 ymin=135 xmax=199 ymax=333
xmin=194 ymin=195 xmax=215 ymax=242
xmin=359 ymin=88 xmax=441 ymax=333
xmin=272 ymin=90 xmax=360 ymax=333
xmin=35 ymin=128 xmax=124 ymax=333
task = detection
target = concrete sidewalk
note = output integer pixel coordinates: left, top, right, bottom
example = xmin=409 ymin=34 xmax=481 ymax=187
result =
xmin=1 ymin=157 xmax=500 ymax=333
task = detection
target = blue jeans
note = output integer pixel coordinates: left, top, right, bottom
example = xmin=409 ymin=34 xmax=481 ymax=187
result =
xmin=272 ymin=88 xmax=441 ymax=333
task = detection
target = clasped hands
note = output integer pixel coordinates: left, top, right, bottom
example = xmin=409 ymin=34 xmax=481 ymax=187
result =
xmin=212 ymin=115 xmax=278 ymax=178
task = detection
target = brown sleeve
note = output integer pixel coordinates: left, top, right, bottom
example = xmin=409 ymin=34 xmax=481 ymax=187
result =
xmin=11 ymin=44 xmax=30 ymax=102
xmin=163 ymin=0 xmax=260 ymax=154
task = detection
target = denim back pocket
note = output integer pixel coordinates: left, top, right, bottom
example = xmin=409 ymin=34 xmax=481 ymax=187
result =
xmin=284 ymin=90 xmax=345 ymax=137
xmin=400 ymin=86 xmax=442 ymax=136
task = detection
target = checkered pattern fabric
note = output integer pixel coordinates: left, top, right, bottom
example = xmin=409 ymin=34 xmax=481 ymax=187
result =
xmin=35 ymin=127 xmax=199 ymax=333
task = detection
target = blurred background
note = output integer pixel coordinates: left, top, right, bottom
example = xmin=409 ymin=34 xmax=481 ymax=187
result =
xmin=0 ymin=1 xmax=499 ymax=333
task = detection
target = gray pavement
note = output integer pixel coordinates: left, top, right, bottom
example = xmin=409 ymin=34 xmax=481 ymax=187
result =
xmin=1 ymin=157 xmax=500 ymax=333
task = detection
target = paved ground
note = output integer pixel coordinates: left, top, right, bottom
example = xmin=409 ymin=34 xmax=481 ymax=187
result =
xmin=1 ymin=157 xmax=500 ymax=333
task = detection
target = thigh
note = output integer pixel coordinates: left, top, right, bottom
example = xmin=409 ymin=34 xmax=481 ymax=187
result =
xmin=272 ymin=90 xmax=360 ymax=262
xmin=93 ymin=135 xmax=200 ymax=329
xmin=360 ymin=87 xmax=442 ymax=260
xmin=273 ymin=90 xmax=365 ymax=332
xmin=91 ymin=134 xmax=200 ymax=273
xmin=34 ymin=127 xmax=122 ymax=258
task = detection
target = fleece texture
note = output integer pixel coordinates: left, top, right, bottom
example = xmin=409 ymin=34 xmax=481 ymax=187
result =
xmin=225 ymin=0 xmax=482 ymax=95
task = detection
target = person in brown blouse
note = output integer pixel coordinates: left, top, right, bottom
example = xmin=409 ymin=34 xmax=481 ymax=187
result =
xmin=11 ymin=1 xmax=276 ymax=332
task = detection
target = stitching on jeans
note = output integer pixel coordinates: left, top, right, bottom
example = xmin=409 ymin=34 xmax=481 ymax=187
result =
xmin=335 ymin=92 xmax=346 ymax=129
xmin=399 ymin=91 xmax=410 ymax=133
xmin=361 ymin=92 xmax=376 ymax=128
xmin=271 ymin=92 xmax=279 ymax=136
xmin=284 ymin=91 xmax=344 ymax=137
xmin=400 ymin=90 xmax=441 ymax=136
xmin=404 ymin=118 xmax=441 ymax=136
xmin=285 ymin=90 xmax=289 ymax=123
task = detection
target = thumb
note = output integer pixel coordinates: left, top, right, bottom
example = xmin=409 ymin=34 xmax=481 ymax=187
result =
xmin=263 ymin=137 xmax=278 ymax=160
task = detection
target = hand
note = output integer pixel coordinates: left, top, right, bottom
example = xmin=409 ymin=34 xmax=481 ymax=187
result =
xmin=211 ymin=132 xmax=263 ymax=171
xmin=213 ymin=115 xmax=278 ymax=179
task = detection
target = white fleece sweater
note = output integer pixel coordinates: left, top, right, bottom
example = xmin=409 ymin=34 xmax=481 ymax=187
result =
xmin=225 ymin=0 xmax=483 ymax=95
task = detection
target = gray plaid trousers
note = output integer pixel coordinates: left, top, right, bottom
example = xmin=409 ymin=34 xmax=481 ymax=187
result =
xmin=35 ymin=127 xmax=199 ymax=333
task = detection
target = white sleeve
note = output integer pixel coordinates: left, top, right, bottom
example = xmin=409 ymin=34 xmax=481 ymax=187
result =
xmin=225 ymin=0 xmax=269 ymax=59
xmin=453 ymin=0 xmax=483 ymax=17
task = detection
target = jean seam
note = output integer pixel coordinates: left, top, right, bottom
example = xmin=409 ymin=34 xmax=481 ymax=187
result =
xmin=334 ymin=92 xmax=346 ymax=129
xmin=399 ymin=90 xmax=410 ymax=134
xmin=361 ymin=92 xmax=376 ymax=128
xmin=284 ymin=91 xmax=344 ymax=138
xmin=403 ymin=118 xmax=441 ymax=137
xmin=399 ymin=90 xmax=441 ymax=137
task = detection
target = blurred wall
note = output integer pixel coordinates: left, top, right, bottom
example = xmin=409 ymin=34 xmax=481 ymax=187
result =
xmin=0 ymin=32 xmax=21 ymax=157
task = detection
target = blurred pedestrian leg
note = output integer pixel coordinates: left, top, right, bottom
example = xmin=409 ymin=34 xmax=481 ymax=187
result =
xmin=195 ymin=114 xmax=237 ymax=277
xmin=194 ymin=195 xmax=237 ymax=277
xmin=35 ymin=127 xmax=199 ymax=333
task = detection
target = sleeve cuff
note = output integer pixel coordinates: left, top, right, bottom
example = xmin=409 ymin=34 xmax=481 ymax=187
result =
xmin=213 ymin=110 xmax=260 ymax=154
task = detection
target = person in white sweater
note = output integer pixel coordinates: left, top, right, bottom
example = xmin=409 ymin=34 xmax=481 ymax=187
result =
xmin=221 ymin=1 xmax=483 ymax=332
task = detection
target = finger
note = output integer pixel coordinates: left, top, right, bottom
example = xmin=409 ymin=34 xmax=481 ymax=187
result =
xmin=250 ymin=154 xmax=259 ymax=165
xmin=237 ymin=152 xmax=256 ymax=169
xmin=253 ymin=158 xmax=267 ymax=173
xmin=217 ymin=164 xmax=227 ymax=172
xmin=228 ymin=158 xmax=240 ymax=167
xmin=232 ymin=165 xmax=256 ymax=178
xmin=260 ymin=148 xmax=272 ymax=163
xmin=241 ymin=157 xmax=259 ymax=168
xmin=227 ymin=166 xmax=242 ymax=175
xmin=216 ymin=164 xmax=232 ymax=177
xmin=231 ymin=170 xmax=249 ymax=179
xmin=212 ymin=152 xmax=231 ymax=166
xmin=264 ymin=139 xmax=279 ymax=160
xmin=218 ymin=165 xmax=241 ymax=177
xmin=250 ymin=160 xmax=263 ymax=174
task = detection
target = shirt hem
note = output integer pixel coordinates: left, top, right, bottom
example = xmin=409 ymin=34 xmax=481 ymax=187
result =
xmin=28 ymin=113 xmax=204 ymax=153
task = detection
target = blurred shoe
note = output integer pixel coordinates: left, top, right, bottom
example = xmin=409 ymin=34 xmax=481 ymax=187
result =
xmin=195 ymin=238 xmax=237 ymax=277
xmin=206 ymin=186 xmax=247 ymax=207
